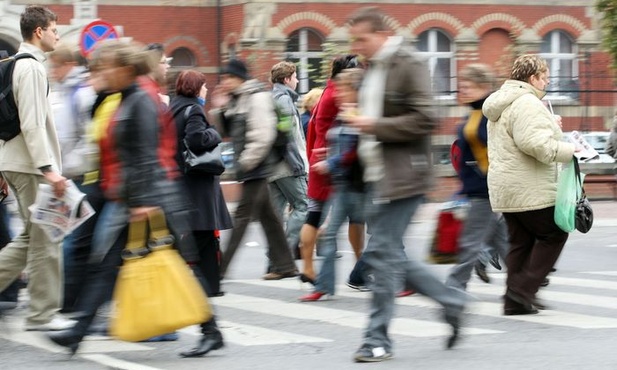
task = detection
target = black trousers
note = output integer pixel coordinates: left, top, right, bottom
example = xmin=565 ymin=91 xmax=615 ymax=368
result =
xmin=62 ymin=181 xmax=107 ymax=313
xmin=193 ymin=230 xmax=221 ymax=296
xmin=503 ymin=206 xmax=568 ymax=306
xmin=0 ymin=203 xmax=19 ymax=302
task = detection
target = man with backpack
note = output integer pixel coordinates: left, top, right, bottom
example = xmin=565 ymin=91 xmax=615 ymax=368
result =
xmin=267 ymin=61 xmax=308 ymax=260
xmin=210 ymin=59 xmax=297 ymax=280
xmin=0 ymin=5 xmax=73 ymax=331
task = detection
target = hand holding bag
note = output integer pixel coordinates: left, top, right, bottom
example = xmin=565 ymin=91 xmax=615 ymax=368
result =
xmin=110 ymin=208 xmax=211 ymax=342
xmin=182 ymin=105 xmax=225 ymax=176
xmin=554 ymin=157 xmax=593 ymax=233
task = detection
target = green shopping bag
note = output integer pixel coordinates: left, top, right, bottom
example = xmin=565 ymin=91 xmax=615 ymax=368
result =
xmin=554 ymin=158 xmax=585 ymax=232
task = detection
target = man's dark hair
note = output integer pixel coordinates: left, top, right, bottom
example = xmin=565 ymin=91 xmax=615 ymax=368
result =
xmin=347 ymin=6 xmax=388 ymax=33
xmin=20 ymin=5 xmax=58 ymax=41
xmin=331 ymin=54 xmax=360 ymax=79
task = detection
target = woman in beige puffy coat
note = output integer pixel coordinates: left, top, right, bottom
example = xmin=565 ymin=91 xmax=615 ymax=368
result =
xmin=482 ymin=54 xmax=575 ymax=316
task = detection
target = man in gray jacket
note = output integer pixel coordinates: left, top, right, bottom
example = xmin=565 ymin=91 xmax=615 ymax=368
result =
xmin=0 ymin=5 xmax=72 ymax=331
xmin=268 ymin=61 xmax=308 ymax=258
xmin=345 ymin=7 xmax=467 ymax=362
xmin=211 ymin=59 xmax=297 ymax=280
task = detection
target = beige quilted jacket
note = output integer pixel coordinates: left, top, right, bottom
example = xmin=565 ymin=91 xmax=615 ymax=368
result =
xmin=482 ymin=80 xmax=575 ymax=212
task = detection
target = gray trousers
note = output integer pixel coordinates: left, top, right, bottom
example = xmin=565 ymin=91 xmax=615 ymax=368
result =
xmin=268 ymin=175 xmax=308 ymax=250
xmin=361 ymin=195 xmax=466 ymax=351
xmin=446 ymin=197 xmax=509 ymax=290
xmin=0 ymin=171 xmax=62 ymax=325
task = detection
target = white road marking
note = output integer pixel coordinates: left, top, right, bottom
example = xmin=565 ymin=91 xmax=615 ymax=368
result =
xmin=214 ymin=292 xmax=501 ymax=338
xmin=80 ymin=354 xmax=164 ymax=370
xmin=179 ymin=320 xmax=332 ymax=346
xmin=231 ymin=279 xmax=617 ymax=329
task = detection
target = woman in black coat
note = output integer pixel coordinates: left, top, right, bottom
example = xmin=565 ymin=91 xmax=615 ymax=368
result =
xmin=169 ymin=70 xmax=233 ymax=297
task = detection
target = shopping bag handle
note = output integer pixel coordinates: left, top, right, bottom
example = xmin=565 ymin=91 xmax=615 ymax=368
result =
xmin=146 ymin=208 xmax=175 ymax=248
xmin=571 ymin=156 xmax=586 ymax=198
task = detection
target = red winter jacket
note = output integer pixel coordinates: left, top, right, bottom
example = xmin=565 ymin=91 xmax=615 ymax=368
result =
xmin=306 ymin=79 xmax=339 ymax=202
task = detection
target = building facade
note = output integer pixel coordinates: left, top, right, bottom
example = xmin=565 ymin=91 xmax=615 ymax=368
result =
xmin=1 ymin=0 xmax=615 ymax=199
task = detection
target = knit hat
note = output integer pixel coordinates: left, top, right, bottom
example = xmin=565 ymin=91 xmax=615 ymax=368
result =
xmin=221 ymin=59 xmax=250 ymax=80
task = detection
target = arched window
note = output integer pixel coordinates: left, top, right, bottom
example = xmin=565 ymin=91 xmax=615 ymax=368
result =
xmin=169 ymin=47 xmax=196 ymax=68
xmin=416 ymin=28 xmax=455 ymax=96
xmin=539 ymin=30 xmax=578 ymax=100
xmin=285 ymin=28 xmax=324 ymax=94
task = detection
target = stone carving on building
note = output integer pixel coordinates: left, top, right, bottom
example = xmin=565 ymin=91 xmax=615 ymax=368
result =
xmin=242 ymin=2 xmax=276 ymax=40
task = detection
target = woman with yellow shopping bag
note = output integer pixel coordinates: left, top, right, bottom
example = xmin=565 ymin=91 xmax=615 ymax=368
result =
xmin=46 ymin=40 xmax=224 ymax=358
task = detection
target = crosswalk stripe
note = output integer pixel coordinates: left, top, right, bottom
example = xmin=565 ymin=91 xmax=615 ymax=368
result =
xmin=466 ymin=282 xmax=617 ymax=310
xmin=179 ymin=320 xmax=333 ymax=345
xmin=487 ymin=273 xmax=617 ymax=291
xmin=228 ymin=279 xmax=617 ymax=329
xmin=213 ymin=292 xmax=502 ymax=338
xmin=581 ymin=271 xmax=617 ymax=277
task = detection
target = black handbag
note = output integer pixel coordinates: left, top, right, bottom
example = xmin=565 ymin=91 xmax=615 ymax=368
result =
xmin=183 ymin=141 xmax=225 ymax=175
xmin=572 ymin=158 xmax=594 ymax=233
xmin=181 ymin=106 xmax=225 ymax=176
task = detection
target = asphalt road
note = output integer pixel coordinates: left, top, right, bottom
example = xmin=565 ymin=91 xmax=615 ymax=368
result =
xmin=1 ymin=201 xmax=616 ymax=370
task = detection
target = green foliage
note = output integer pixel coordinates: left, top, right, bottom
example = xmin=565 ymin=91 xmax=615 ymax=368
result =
xmin=597 ymin=0 xmax=617 ymax=70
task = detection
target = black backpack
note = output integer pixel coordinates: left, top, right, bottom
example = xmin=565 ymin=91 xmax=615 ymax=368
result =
xmin=0 ymin=53 xmax=36 ymax=141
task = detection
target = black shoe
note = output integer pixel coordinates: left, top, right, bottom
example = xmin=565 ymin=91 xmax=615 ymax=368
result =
xmin=505 ymin=289 xmax=534 ymax=311
xmin=474 ymin=263 xmax=490 ymax=283
xmin=540 ymin=277 xmax=550 ymax=287
xmin=504 ymin=306 xmax=539 ymax=315
xmin=47 ymin=330 xmax=82 ymax=356
xmin=299 ymin=273 xmax=315 ymax=286
xmin=532 ymin=299 xmax=548 ymax=310
xmin=179 ymin=332 xmax=224 ymax=358
xmin=489 ymin=255 xmax=502 ymax=271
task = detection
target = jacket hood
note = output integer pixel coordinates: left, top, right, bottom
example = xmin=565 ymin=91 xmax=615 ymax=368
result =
xmin=483 ymin=80 xmax=547 ymax=122
xmin=169 ymin=95 xmax=200 ymax=118
xmin=233 ymin=79 xmax=266 ymax=96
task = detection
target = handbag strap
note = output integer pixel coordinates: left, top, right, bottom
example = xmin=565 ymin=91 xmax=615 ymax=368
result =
xmin=571 ymin=156 xmax=587 ymax=198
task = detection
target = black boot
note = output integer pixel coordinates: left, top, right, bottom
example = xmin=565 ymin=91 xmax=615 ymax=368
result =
xmin=47 ymin=329 xmax=83 ymax=356
xmin=179 ymin=319 xmax=224 ymax=358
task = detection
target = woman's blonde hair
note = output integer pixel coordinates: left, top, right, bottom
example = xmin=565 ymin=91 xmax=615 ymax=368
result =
xmin=89 ymin=40 xmax=154 ymax=77
xmin=301 ymin=88 xmax=323 ymax=112
xmin=459 ymin=63 xmax=497 ymax=90
xmin=510 ymin=54 xmax=548 ymax=83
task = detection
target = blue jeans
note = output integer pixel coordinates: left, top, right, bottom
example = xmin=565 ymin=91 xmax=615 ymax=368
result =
xmin=314 ymin=186 xmax=367 ymax=295
xmin=445 ymin=197 xmax=509 ymax=290
xmin=269 ymin=175 xmax=308 ymax=250
xmin=361 ymin=194 xmax=466 ymax=351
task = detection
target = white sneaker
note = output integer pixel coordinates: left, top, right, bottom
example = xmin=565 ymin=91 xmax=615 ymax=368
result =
xmin=25 ymin=316 xmax=76 ymax=331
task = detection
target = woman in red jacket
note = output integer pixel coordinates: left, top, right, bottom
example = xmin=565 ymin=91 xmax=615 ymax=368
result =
xmin=299 ymin=55 xmax=362 ymax=283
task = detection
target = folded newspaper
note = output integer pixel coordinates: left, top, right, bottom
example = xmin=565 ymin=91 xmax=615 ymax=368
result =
xmin=568 ymin=131 xmax=600 ymax=162
xmin=29 ymin=180 xmax=95 ymax=242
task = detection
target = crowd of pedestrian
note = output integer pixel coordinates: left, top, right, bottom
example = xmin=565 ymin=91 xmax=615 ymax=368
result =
xmin=0 ymin=4 xmax=584 ymax=364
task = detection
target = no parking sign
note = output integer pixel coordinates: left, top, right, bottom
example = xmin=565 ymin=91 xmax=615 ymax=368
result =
xmin=79 ymin=20 xmax=119 ymax=57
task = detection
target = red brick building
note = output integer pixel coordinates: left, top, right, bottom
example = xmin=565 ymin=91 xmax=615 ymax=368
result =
xmin=1 ymin=0 xmax=614 ymax=199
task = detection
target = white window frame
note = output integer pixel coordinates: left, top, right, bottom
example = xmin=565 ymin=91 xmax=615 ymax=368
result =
xmin=416 ymin=28 xmax=456 ymax=99
xmin=539 ymin=30 xmax=578 ymax=101
xmin=286 ymin=28 xmax=323 ymax=94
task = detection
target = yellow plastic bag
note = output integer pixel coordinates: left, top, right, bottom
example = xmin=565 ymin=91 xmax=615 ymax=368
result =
xmin=110 ymin=209 xmax=211 ymax=342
